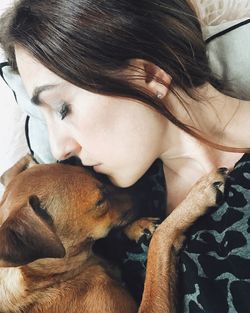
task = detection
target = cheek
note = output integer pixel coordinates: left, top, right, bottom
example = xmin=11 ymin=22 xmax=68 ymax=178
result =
xmin=70 ymin=97 xmax=164 ymax=166
xmin=70 ymin=112 xmax=113 ymax=149
xmin=69 ymin=100 xmax=137 ymax=151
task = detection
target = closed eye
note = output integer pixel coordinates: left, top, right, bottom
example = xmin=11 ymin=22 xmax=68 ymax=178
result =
xmin=96 ymin=197 xmax=107 ymax=207
xmin=94 ymin=191 xmax=109 ymax=218
xmin=59 ymin=102 xmax=71 ymax=120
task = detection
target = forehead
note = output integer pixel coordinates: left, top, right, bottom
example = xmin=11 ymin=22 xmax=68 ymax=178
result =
xmin=15 ymin=45 xmax=64 ymax=97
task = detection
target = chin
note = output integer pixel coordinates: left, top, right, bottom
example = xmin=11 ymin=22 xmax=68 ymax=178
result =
xmin=108 ymin=173 xmax=139 ymax=188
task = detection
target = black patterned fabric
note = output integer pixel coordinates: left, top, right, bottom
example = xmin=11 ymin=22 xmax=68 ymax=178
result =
xmin=95 ymin=153 xmax=250 ymax=312
xmin=180 ymin=153 xmax=250 ymax=313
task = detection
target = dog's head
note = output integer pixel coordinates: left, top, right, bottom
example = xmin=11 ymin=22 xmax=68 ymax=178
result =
xmin=0 ymin=155 xmax=136 ymax=267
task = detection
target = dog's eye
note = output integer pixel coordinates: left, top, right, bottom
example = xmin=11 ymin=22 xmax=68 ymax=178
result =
xmin=96 ymin=197 xmax=106 ymax=207
xmin=94 ymin=194 xmax=109 ymax=218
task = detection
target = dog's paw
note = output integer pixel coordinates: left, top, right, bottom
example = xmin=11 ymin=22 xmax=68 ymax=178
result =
xmin=123 ymin=217 xmax=160 ymax=243
xmin=186 ymin=167 xmax=229 ymax=212
xmin=213 ymin=167 xmax=230 ymax=204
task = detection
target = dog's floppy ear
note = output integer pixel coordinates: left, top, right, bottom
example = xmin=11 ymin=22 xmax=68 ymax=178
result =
xmin=0 ymin=195 xmax=65 ymax=267
xmin=0 ymin=154 xmax=38 ymax=186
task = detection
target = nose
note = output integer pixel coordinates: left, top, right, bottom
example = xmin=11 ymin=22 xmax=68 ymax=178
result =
xmin=47 ymin=125 xmax=81 ymax=161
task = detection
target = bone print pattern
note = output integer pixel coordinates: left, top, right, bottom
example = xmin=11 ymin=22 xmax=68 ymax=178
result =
xmin=180 ymin=153 xmax=250 ymax=313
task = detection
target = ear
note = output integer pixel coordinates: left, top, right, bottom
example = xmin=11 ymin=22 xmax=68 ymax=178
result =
xmin=126 ymin=59 xmax=172 ymax=99
xmin=0 ymin=154 xmax=38 ymax=186
xmin=0 ymin=195 xmax=65 ymax=267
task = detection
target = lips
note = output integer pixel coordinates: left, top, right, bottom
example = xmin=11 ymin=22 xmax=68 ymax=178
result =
xmin=83 ymin=163 xmax=102 ymax=167
xmin=93 ymin=164 xmax=103 ymax=172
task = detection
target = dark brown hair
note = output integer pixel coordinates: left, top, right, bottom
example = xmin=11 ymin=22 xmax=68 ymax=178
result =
xmin=0 ymin=0 xmax=247 ymax=152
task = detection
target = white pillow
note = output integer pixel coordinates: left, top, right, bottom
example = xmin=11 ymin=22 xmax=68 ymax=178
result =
xmin=0 ymin=1 xmax=28 ymax=197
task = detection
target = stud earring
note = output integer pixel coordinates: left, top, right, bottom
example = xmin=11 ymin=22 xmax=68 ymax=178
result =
xmin=156 ymin=92 xmax=163 ymax=99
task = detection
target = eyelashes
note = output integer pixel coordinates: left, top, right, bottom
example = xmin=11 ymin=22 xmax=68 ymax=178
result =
xmin=59 ymin=102 xmax=70 ymax=120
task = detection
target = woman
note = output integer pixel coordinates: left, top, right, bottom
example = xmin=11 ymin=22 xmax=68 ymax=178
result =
xmin=1 ymin=0 xmax=250 ymax=311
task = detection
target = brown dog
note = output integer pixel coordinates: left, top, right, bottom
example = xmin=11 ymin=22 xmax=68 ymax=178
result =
xmin=0 ymin=154 xmax=227 ymax=313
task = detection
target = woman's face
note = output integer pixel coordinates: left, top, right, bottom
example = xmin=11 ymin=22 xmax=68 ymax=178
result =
xmin=15 ymin=47 xmax=168 ymax=187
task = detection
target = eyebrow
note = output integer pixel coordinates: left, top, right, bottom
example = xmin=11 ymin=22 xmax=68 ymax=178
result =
xmin=31 ymin=84 xmax=59 ymax=105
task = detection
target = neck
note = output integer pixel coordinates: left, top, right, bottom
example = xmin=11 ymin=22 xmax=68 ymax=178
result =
xmin=167 ymin=83 xmax=250 ymax=148
xmin=159 ymin=83 xmax=249 ymax=212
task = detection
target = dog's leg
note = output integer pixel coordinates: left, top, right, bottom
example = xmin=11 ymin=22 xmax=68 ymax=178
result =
xmin=138 ymin=168 xmax=228 ymax=313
